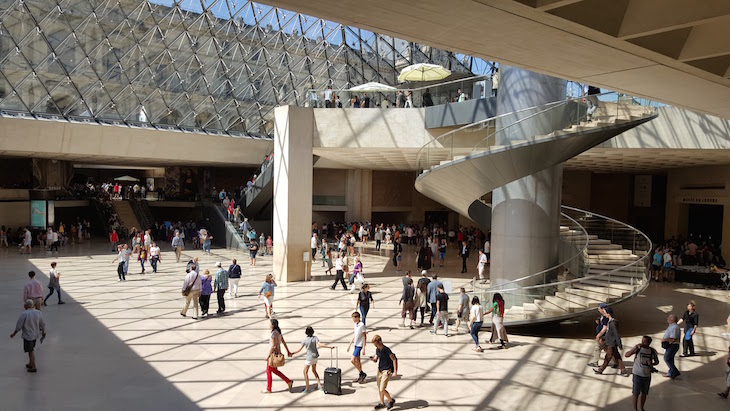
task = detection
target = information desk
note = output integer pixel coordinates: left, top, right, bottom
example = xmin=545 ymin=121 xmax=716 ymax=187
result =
xmin=673 ymin=265 xmax=725 ymax=286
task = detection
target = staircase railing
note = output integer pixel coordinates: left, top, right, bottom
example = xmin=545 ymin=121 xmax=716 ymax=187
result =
xmin=415 ymin=91 xmax=658 ymax=174
xmin=481 ymin=205 xmax=652 ymax=323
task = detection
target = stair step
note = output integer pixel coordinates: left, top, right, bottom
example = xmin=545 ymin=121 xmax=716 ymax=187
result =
xmin=570 ymin=284 xmax=626 ymax=298
xmin=534 ymin=299 xmax=569 ymax=315
xmin=545 ymin=294 xmax=591 ymax=310
xmin=587 ymin=244 xmax=623 ymax=250
xmin=563 ymin=287 xmax=612 ymax=302
xmin=586 ymin=272 xmax=637 ymax=283
xmin=587 ymin=249 xmax=632 ymax=255
xmin=588 ymin=239 xmax=612 ymax=245
xmin=555 ymin=291 xmax=605 ymax=306
xmin=580 ymin=279 xmax=636 ymax=291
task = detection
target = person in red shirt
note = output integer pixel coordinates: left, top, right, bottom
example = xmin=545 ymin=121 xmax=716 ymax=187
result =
xmin=110 ymin=229 xmax=118 ymax=252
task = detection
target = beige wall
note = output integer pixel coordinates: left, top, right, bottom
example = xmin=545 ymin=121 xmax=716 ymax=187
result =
xmin=313 ymin=169 xmax=346 ymax=196
xmin=0 ymin=202 xmax=30 ymax=227
xmin=665 ymin=164 xmax=730 ymax=258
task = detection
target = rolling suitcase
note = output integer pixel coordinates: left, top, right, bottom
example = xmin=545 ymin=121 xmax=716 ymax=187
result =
xmin=323 ymin=346 xmax=342 ymax=395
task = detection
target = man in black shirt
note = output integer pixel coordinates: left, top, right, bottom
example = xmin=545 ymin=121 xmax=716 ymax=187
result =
xmin=369 ymin=335 xmax=397 ymax=410
xmin=678 ymin=300 xmax=699 ymax=357
xmin=394 ymin=238 xmax=403 ymax=272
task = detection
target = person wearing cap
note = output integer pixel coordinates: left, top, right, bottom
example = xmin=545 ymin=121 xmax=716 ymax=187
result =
xmin=588 ymin=303 xmax=610 ymax=367
xmin=594 ymin=307 xmax=628 ymax=376
xmin=213 ymin=261 xmax=229 ymax=314
xmin=10 ymin=299 xmax=46 ymax=373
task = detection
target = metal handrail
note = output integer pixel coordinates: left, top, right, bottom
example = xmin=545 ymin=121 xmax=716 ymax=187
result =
xmin=482 ymin=205 xmax=590 ymax=291
xmin=484 ymin=205 xmax=651 ymax=296
xmin=415 ymin=91 xmax=636 ymax=173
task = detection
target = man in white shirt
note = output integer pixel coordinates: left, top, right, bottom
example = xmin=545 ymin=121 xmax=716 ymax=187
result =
xmin=484 ymin=240 xmax=490 ymax=265
xmin=180 ymin=268 xmax=202 ymax=319
xmin=347 ymin=311 xmax=367 ymax=384
xmin=477 ymin=250 xmax=488 ymax=283
xmin=22 ymin=227 xmax=32 ymax=255
xmin=149 ymin=242 xmax=161 ymax=273
xmin=311 ymin=233 xmax=318 ymax=262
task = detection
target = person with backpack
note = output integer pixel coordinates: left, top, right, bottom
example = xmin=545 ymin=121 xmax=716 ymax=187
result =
xmin=624 ymin=336 xmax=659 ymax=411
xmin=228 ymin=259 xmax=242 ymax=299
xmin=180 ymin=265 xmax=201 ymax=320
xmin=289 ymin=326 xmax=334 ymax=392
xmin=369 ymin=334 xmax=397 ymax=410
xmin=593 ymin=307 xmax=628 ymax=376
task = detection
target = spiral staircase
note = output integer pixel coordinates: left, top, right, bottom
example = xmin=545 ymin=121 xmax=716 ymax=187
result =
xmin=414 ymin=93 xmax=657 ymax=325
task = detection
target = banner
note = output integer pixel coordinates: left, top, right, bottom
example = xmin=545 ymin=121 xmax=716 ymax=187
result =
xmin=30 ymin=200 xmax=46 ymax=229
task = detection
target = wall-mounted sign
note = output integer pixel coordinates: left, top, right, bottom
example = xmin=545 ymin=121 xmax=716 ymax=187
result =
xmin=680 ymin=197 xmax=720 ymax=204
xmin=634 ymin=175 xmax=652 ymax=207
xmin=30 ymin=200 xmax=46 ymax=229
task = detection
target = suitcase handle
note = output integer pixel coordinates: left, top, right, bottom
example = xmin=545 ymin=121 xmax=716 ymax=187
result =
xmin=331 ymin=346 xmax=338 ymax=368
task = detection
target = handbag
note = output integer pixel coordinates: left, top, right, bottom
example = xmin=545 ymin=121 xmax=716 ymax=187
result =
xmin=661 ymin=341 xmax=669 ymax=349
xmin=182 ymin=273 xmax=199 ymax=296
xmin=265 ymin=291 xmax=272 ymax=298
xmin=268 ymin=352 xmax=285 ymax=368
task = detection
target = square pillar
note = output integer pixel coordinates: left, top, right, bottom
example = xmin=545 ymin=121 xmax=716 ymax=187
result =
xmin=345 ymin=169 xmax=372 ymax=222
xmin=273 ymin=106 xmax=314 ymax=283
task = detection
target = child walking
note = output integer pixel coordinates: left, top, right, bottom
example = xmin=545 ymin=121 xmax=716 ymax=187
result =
xmin=289 ymin=326 xmax=334 ymax=392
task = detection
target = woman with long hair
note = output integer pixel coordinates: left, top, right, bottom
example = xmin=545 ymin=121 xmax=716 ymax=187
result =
xmin=469 ymin=296 xmax=484 ymax=352
xmin=416 ymin=277 xmax=428 ymax=327
xmin=263 ymin=319 xmax=293 ymax=393
xmin=489 ymin=293 xmax=508 ymax=349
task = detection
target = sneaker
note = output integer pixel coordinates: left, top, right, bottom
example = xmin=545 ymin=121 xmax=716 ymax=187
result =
xmin=58 ymin=301 xmax=65 ymax=305
xmin=593 ymin=368 xmax=603 ymax=374
xmin=261 ymin=390 xmax=272 ymax=394
xmin=429 ymin=331 xmax=436 ymax=335
xmin=387 ymin=399 xmax=396 ymax=410
xmin=374 ymin=404 xmax=386 ymax=410
xmin=359 ymin=373 xmax=367 ymax=383
xmin=587 ymin=362 xmax=598 ymax=367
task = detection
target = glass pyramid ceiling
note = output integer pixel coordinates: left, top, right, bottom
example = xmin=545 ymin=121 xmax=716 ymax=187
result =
xmin=0 ymin=0 xmax=493 ymax=137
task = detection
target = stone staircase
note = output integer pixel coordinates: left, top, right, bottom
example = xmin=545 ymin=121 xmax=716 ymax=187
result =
xmin=502 ymin=226 xmax=645 ymax=323
xmin=113 ymin=200 xmax=142 ymax=234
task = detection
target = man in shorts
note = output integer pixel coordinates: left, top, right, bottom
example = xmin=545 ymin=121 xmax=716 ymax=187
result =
xmin=369 ymin=334 xmax=397 ymax=410
xmin=625 ymin=336 xmax=659 ymax=411
xmin=10 ymin=299 xmax=46 ymax=373
xmin=347 ymin=311 xmax=367 ymax=383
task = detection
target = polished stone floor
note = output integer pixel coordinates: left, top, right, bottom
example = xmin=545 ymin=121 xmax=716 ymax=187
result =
xmin=1 ymin=240 xmax=729 ymax=411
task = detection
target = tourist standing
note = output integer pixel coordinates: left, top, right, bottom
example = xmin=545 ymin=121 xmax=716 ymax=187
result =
xmin=661 ymin=314 xmax=681 ymax=379
xmin=263 ymin=319 xmax=294 ymax=393
xmin=110 ymin=229 xmax=118 ymax=252
xmin=678 ymin=300 xmax=699 ymax=357
xmin=477 ymin=250 xmax=488 ymax=283
xmin=199 ymin=269 xmax=213 ymax=317
xmin=369 ymin=335 xmax=397 ymax=410
xmin=228 ymin=259 xmax=242 ymax=298
xmin=625 ymin=336 xmax=659 ymax=411
xmin=311 ymin=233 xmax=318 ymax=261
xmin=43 ymin=262 xmax=64 ymax=305
xmin=416 ymin=275 xmax=428 ymax=326
xmin=112 ymin=245 xmax=125 ymax=281
xmin=458 ymin=241 xmax=469 ymax=273
xmin=249 ymin=239 xmax=259 ymax=266
xmin=138 ymin=247 xmax=147 ymax=274
xmin=347 ymin=311 xmax=367 ymax=384
xmin=213 ymin=261 xmax=228 ymax=314
xmin=289 ymin=326 xmax=334 ymax=392
xmin=588 ymin=303 xmax=609 ymax=367
xmin=259 ymin=274 xmax=277 ymax=319
xmin=180 ymin=266 xmax=202 ymax=319
xmin=10 ymin=299 xmax=46 ymax=373
xmin=23 ymin=271 xmax=44 ymax=310
xmin=438 ymin=238 xmax=447 ymax=267
xmin=469 ymin=296 xmax=484 ymax=352
xmin=394 ymin=238 xmax=403 ymax=272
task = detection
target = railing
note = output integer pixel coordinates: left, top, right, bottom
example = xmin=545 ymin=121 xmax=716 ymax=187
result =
xmin=480 ymin=205 xmax=652 ymax=322
xmin=415 ymin=91 xmax=658 ymax=173
xmin=474 ymin=205 xmax=590 ymax=294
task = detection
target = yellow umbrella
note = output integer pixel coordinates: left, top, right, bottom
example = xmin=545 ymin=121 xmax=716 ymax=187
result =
xmin=398 ymin=63 xmax=451 ymax=83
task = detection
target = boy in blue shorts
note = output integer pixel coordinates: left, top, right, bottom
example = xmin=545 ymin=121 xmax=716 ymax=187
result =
xmin=347 ymin=311 xmax=367 ymax=383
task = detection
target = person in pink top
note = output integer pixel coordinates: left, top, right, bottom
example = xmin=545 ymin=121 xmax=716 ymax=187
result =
xmin=23 ymin=271 xmax=44 ymax=310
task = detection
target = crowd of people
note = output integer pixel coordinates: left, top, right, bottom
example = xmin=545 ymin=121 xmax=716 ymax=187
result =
xmin=0 ymin=219 xmax=91 ymax=255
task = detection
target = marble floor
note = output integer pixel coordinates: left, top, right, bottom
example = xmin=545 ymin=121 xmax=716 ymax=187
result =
xmin=1 ymin=240 xmax=729 ymax=411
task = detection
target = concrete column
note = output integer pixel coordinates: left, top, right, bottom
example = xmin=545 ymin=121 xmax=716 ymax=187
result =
xmin=345 ymin=169 xmax=372 ymax=222
xmin=273 ymin=106 xmax=314 ymax=283
xmin=490 ymin=66 xmax=567 ymax=287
